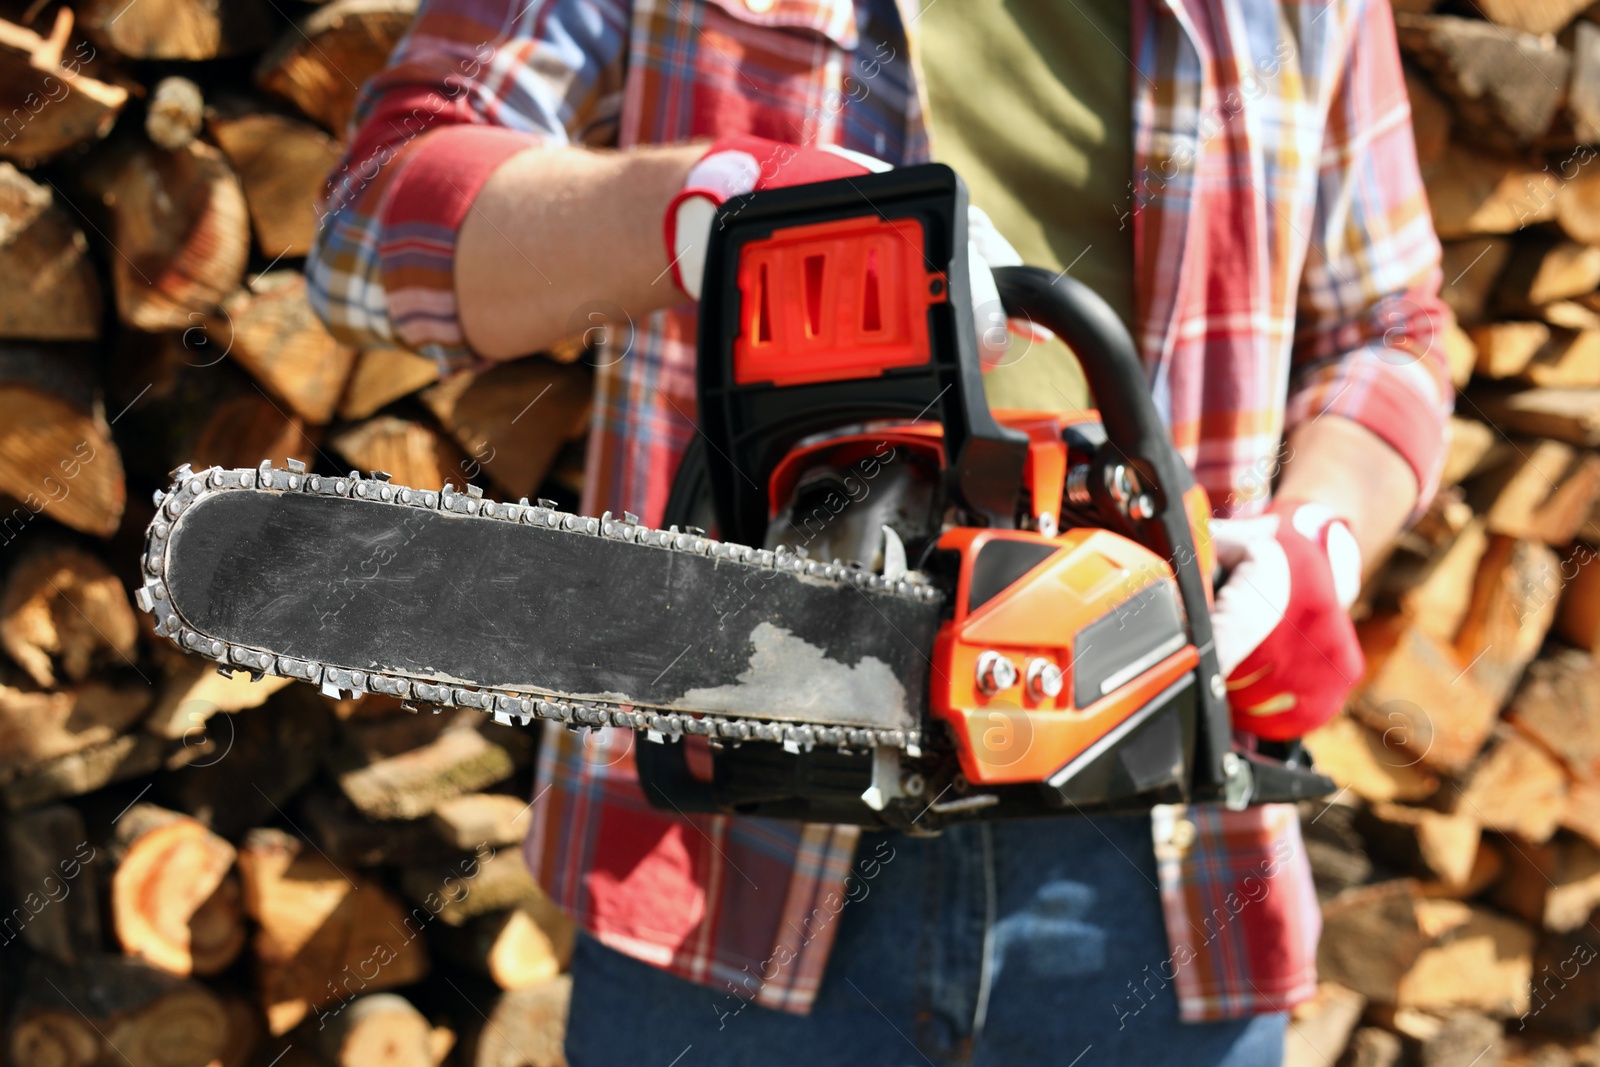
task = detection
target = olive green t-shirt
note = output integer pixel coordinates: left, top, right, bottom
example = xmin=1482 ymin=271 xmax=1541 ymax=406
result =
xmin=919 ymin=0 xmax=1133 ymax=412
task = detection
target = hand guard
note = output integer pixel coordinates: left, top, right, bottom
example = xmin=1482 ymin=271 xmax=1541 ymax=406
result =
xmin=664 ymin=135 xmax=1020 ymax=364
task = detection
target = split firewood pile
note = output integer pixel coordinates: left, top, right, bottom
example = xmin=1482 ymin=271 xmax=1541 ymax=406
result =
xmin=0 ymin=1 xmax=589 ymax=1066
xmin=1286 ymin=2 xmax=1600 ymax=1065
xmin=29 ymin=0 xmax=1600 ymax=1065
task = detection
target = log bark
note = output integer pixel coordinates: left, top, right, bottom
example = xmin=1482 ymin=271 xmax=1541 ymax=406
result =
xmin=145 ymin=76 xmax=203 ymax=150
xmin=1471 ymin=386 xmax=1600 ymax=446
xmin=310 ymin=994 xmax=449 ymax=1067
xmin=209 ymin=272 xmax=357 ymax=424
xmin=434 ymin=900 xmax=574 ymax=991
xmin=1390 ymin=518 xmax=1488 ymax=642
xmin=0 ymin=11 xmax=127 ymax=166
xmin=1318 ymin=881 xmax=1535 ymax=1016
xmin=1496 ymin=239 xmax=1600 ymax=312
xmin=339 ymin=347 xmax=442 ymax=421
xmin=419 ymin=359 xmax=592 ymax=501
xmin=155 ymin=684 xmax=333 ymax=839
xmin=399 ymin=845 xmax=554 ymax=927
xmin=299 ymin=786 xmax=459 ymax=869
xmin=84 ymin=138 xmax=249 ymax=333
xmin=0 ymin=163 xmax=100 ymax=340
xmin=1301 ymin=798 xmax=1374 ymax=901
xmin=76 ymin=0 xmax=273 ymax=60
xmin=255 ymin=0 xmax=420 ymax=133
xmin=9 ymin=955 xmax=232 ymax=1067
xmin=1507 ymin=651 xmax=1600 ymax=780
xmin=1357 ymin=803 xmax=1481 ymax=892
xmin=236 ymin=828 xmax=429 ymax=1035
xmin=0 ymin=804 xmax=101 ymax=964
xmin=466 ymin=978 xmax=569 ymax=1067
xmin=0 ymin=680 xmax=151 ymax=779
xmin=1453 ymin=535 xmax=1561 ymax=705
xmin=1450 ymin=728 xmax=1569 ymax=843
xmin=1425 ymin=144 xmax=1559 ymax=237
xmin=1339 ymin=1028 xmax=1402 ymax=1067
xmin=1396 ymin=14 xmax=1571 ymax=147
xmin=0 ymin=545 xmax=137 ymax=687
xmin=110 ymin=804 xmax=244 ymax=977
xmin=333 ymin=710 xmax=533 ymax=821
xmin=1523 ymin=929 xmax=1600 ymax=1037
xmin=191 ymin=390 xmax=320 ymax=472
xmin=0 ymin=344 xmax=124 ymax=537
xmin=331 ymin=416 xmax=469 ymax=492
xmin=431 ymin=793 xmax=533 ymax=850
xmin=107 ymin=334 xmax=318 ymax=482
xmin=1491 ymin=837 xmax=1600 ymax=933
xmin=1439 ymin=237 xmax=1510 ymax=325
xmin=207 ymin=106 xmax=343 ymax=259
xmin=1405 ymin=65 xmax=1452 ymax=173
xmin=2 ymin=731 xmax=164 ymax=810
xmin=1350 ymin=615 xmax=1502 ymax=774
xmin=1371 ymin=1008 xmax=1505 ymax=1067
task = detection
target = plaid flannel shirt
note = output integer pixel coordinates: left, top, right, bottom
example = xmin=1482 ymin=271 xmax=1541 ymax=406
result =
xmin=307 ymin=0 xmax=1453 ymax=1021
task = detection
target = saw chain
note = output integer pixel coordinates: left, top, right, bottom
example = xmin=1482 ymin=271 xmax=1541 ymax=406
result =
xmin=136 ymin=459 xmax=941 ymax=754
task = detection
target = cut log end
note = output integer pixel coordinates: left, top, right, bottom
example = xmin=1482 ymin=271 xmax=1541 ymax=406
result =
xmin=145 ymin=76 xmax=204 ymax=150
xmin=86 ymin=140 xmax=249 ymax=334
xmin=110 ymin=805 xmax=245 ymax=977
xmin=255 ymin=0 xmax=421 ymax=133
xmin=0 ymin=545 xmax=137 ymax=687
xmin=0 ymin=382 xmax=124 ymax=537
xmin=312 ymin=994 xmax=445 ymax=1067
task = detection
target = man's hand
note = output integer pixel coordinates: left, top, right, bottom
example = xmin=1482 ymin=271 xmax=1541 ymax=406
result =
xmin=1209 ymin=499 xmax=1365 ymax=740
xmin=666 ymin=136 xmax=891 ymax=300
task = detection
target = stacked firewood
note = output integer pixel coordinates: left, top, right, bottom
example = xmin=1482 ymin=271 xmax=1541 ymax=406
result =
xmin=0 ymin=2 xmax=586 ymax=1066
xmin=24 ymin=0 xmax=1600 ymax=1064
xmin=1284 ymin=3 xmax=1600 ymax=1065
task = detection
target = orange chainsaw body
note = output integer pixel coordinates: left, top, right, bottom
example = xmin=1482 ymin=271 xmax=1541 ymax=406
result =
xmin=772 ymin=414 xmax=1216 ymax=788
xmin=647 ymin=163 xmax=1333 ymax=826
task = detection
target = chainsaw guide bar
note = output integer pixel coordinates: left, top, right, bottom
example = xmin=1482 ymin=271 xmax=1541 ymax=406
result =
xmin=137 ymin=461 xmax=944 ymax=753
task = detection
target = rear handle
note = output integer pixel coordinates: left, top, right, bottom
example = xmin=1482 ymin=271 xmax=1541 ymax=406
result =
xmin=991 ymin=267 xmax=1334 ymax=805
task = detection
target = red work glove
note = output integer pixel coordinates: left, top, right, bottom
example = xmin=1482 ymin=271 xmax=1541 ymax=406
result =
xmin=664 ymin=135 xmax=1020 ymax=364
xmin=1208 ymin=499 xmax=1365 ymax=740
xmin=665 ymin=135 xmax=890 ymax=300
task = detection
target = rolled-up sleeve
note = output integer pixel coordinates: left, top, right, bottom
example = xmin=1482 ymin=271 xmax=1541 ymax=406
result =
xmin=307 ymin=0 xmax=629 ymax=372
xmin=1284 ymin=0 xmax=1454 ymax=510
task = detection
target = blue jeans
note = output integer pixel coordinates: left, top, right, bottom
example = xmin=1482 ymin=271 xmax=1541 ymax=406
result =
xmin=564 ymin=813 xmax=1287 ymax=1066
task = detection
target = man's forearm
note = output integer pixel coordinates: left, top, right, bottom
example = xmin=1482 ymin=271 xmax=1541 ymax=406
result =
xmin=1276 ymin=414 xmax=1418 ymax=570
xmin=455 ymin=144 xmax=705 ymax=360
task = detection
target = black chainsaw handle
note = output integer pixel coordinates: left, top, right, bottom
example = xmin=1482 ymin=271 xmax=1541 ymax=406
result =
xmin=990 ymin=267 xmax=1332 ymax=806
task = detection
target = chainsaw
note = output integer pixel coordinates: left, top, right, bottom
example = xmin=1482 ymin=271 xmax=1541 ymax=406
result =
xmin=135 ymin=165 xmax=1333 ymax=831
